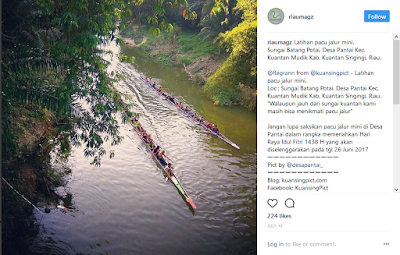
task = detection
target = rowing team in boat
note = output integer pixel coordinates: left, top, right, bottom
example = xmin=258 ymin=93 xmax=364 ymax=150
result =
xmin=128 ymin=111 xmax=174 ymax=178
xmin=144 ymin=77 xmax=220 ymax=135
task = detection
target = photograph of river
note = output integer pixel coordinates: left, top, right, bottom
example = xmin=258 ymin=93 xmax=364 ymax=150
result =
xmin=2 ymin=1 xmax=256 ymax=254
xmin=25 ymin=40 xmax=257 ymax=254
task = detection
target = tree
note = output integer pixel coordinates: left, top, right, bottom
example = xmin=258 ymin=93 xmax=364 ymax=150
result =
xmin=132 ymin=0 xmax=145 ymax=27
xmin=198 ymin=0 xmax=238 ymax=42
xmin=204 ymin=0 xmax=257 ymax=110
xmin=2 ymin=0 xmax=191 ymax=167
xmin=146 ymin=0 xmax=197 ymax=35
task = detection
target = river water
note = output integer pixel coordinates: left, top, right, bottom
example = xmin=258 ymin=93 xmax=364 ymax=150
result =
xmin=31 ymin=40 xmax=257 ymax=254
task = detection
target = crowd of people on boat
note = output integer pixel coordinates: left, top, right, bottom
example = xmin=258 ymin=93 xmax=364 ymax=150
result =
xmin=118 ymin=76 xmax=236 ymax=180
xmin=128 ymin=112 xmax=174 ymax=178
xmin=144 ymin=77 xmax=220 ymax=135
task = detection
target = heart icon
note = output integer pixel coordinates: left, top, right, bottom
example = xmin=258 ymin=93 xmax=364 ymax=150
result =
xmin=267 ymin=199 xmax=278 ymax=208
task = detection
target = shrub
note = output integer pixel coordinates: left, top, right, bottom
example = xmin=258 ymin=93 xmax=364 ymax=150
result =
xmin=177 ymin=32 xmax=219 ymax=58
xmin=158 ymin=53 xmax=173 ymax=66
xmin=193 ymin=73 xmax=206 ymax=85
xmin=204 ymin=55 xmax=241 ymax=106
xmin=178 ymin=55 xmax=192 ymax=65
xmin=239 ymin=83 xmax=257 ymax=111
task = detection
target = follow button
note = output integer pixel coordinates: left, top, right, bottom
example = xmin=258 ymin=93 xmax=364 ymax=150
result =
xmin=364 ymin=10 xmax=390 ymax=22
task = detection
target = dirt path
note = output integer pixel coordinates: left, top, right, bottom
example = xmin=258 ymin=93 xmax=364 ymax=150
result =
xmin=123 ymin=36 xmax=148 ymax=47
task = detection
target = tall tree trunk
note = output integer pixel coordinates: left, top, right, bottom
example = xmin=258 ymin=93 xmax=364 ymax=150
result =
xmin=135 ymin=6 xmax=141 ymax=27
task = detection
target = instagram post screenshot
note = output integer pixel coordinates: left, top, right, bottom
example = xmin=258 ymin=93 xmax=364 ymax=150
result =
xmin=259 ymin=1 xmax=400 ymax=254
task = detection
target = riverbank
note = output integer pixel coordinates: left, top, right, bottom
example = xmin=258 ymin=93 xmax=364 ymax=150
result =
xmin=120 ymin=25 xmax=225 ymax=86
xmin=2 ymin=104 xmax=70 ymax=254
xmin=120 ymin=24 xmax=256 ymax=111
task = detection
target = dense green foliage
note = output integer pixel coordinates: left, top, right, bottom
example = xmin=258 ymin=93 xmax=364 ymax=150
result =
xmin=204 ymin=0 xmax=256 ymax=110
xmin=127 ymin=0 xmax=201 ymax=31
xmin=198 ymin=0 xmax=240 ymax=42
xmin=2 ymin=0 xmax=128 ymax=168
xmin=125 ymin=0 xmax=196 ymax=35
xmin=2 ymin=0 xmax=192 ymax=168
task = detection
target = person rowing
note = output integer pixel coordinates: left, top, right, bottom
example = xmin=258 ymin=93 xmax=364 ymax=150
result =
xmin=142 ymin=130 xmax=148 ymax=141
xmin=156 ymin=150 xmax=167 ymax=166
xmin=199 ymin=116 xmax=204 ymax=124
xmin=178 ymin=102 xmax=183 ymax=109
xmin=169 ymin=95 xmax=176 ymax=104
xmin=157 ymin=87 xmax=164 ymax=94
xmin=205 ymin=122 xmax=213 ymax=130
xmin=212 ymin=124 xmax=220 ymax=134
xmin=160 ymin=88 xmax=167 ymax=97
xmin=132 ymin=117 xmax=138 ymax=127
xmin=152 ymin=145 xmax=160 ymax=155
xmin=166 ymin=163 xmax=174 ymax=178
xmin=145 ymin=134 xmax=153 ymax=147
xmin=184 ymin=106 xmax=194 ymax=117
xmin=145 ymin=134 xmax=154 ymax=149
xmin=131 ymin=115 xmax=136 ymax=124
xmin=193 ymin=113 xmax=200 ymax=121
xmin=132 ymin=117 xmax=144 ymax=133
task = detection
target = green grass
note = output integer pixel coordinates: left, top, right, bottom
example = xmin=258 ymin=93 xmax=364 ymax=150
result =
xmin=120 ymin=26 xmax=151 ymax=45
xmin=158 ymin=53 xmax=173 ymax=66
xmin=121 ymin=24 xmax=220 ymax=66
xmin=180 ymin=44 xmax=194 ymax=51
xmin=139 ymin=43 xmax=148 ymax=51
xmin=177 ymin=32 xmax=219 ymax=58
xmin=177 ymin=56 xmax=190 ymax=65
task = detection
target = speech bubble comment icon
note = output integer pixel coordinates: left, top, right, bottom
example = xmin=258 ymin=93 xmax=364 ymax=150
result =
xmin=267 ymin=199 xmax=278 ymax=208
xmin=285 ymin=198 xmax=295 ymax=208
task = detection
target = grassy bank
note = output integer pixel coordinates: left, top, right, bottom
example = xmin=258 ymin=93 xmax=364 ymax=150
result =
xmin=120 ymin=23 xmax=256 ymax=111
xmin=2 ymin=103 xmax=71 ymax=254
xmin=120 ymin=25 xmax=224 ymax=85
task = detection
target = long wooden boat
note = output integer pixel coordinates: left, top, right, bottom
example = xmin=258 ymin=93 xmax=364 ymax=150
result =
xmin=140 ymin=76 xmax=240 ymax=150
xmin=131 ymin=121 xmax=197 ymax=210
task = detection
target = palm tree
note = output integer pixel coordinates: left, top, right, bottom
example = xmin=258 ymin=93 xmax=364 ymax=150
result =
xmin=198 ymin=0 xmax=238 ymax=42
